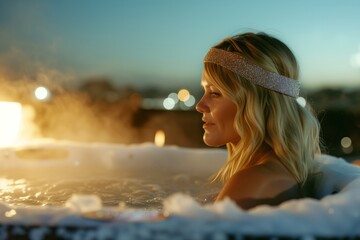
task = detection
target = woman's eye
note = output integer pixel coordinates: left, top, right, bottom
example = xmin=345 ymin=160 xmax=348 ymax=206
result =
xmin=209 ymin=91 xmax=221 ymax=97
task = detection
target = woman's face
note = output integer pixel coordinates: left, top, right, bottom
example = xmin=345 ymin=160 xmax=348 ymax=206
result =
xmin=196 ymin=71 xmax=240 ymax=147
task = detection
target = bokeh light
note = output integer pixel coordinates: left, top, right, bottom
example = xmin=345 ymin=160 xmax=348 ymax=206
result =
xmin=178 ymin=89 xmax=190 ymax=102
xmin=296 ymin=97 xmax=307 ymax=107
xmin=163 ymin=98 xmax=176 ymax=110
xmin=168 ymin=93 xmax=179 ymax=104
xmin=34 ymin=86 xmax=50 ymax=101
xmin=341 ymin=137 xmax=352 ymax=148
xmin=184 ymin=95 xmax=196 ymax=107
xmin=154 ymin=129 xmax=165 ymax=147
xmin=341 ymin=136 xmax=353 ymax=154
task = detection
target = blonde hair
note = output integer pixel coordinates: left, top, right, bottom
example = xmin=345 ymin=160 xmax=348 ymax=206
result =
xmin=206 ymin=32 xmax=321 ymax=185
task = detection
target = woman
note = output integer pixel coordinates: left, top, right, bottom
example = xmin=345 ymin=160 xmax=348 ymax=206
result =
xmin=196 ymin=32 xmax=321 ymax=209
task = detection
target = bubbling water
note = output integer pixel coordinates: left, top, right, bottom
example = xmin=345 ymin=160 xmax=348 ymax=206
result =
xmin=0 ymin=176 xmax=218 ymax=210
xmin=0 ymin=140 xmax=224 ymax=209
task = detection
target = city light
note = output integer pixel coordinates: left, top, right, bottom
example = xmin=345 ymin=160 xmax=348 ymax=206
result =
xmin=163 ymin=98 xmax=176 ymax=110
xmin=178 ymin=89 xmax=190 ymax=102
xmin=341 ymin=136 xmax=353 ymax=154
xmin=34 ymin=86 xmax=50 ymax=101
xmin=168 ymin=93 xmax=179 ymax=104
xmin=184 ymin=95 xmax=196 ymax=107
xmin=296 ymin=97 xmax=307 ymax=107
xmin=154 ymin=129 xmax=165 ymax=147
xmin=142 ymin=89 xmax=196 ymax=110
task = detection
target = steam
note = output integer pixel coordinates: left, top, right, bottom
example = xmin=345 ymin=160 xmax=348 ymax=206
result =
xmin=0 ymin=47 xmax=142 ymax=144
xmin=35 ymin=90 xmax=141 ymax=143
xmin=0 ymin=47 xmax=204 ymax=147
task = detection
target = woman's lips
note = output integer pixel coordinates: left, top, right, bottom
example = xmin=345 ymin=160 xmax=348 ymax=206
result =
xmin=202 ymin=117 xmax=215 ymax=128
xmin=202 ymin=122 xmax=215 ymax=128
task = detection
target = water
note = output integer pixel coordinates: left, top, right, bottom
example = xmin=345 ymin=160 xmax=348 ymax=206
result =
xmin=0 ymin=176 xmax=220 ymax=209
xmin=0 ymin=140 xmax=224 ymax=210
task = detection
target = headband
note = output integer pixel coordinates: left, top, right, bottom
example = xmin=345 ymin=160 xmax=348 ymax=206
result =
xmin=203 ymin=48 xmax=300 ymax=98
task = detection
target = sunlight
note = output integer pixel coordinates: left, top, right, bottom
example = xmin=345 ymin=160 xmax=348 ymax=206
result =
xmin=0 ymin=102 xmax=23 ymax=147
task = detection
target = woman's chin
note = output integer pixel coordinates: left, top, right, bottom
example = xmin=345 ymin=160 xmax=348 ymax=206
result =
xmin=203 ymin=138 xmax=225 ymax=147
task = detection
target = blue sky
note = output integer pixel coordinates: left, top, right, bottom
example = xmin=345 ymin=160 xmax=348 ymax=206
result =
xmin=1 ymin=0 xmax=360 ymax=92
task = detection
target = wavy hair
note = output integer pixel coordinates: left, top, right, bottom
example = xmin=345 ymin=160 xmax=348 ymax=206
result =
xmin=205 ymin=32 xmax=322 ymax=185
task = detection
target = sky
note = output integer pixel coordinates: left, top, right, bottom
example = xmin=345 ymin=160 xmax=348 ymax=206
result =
xmin=1 ymin=0 xmax=360 ymax=93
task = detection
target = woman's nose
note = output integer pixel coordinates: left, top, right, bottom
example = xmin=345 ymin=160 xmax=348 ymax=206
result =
xmin=196 ymin=96 xmax=208 ymax=113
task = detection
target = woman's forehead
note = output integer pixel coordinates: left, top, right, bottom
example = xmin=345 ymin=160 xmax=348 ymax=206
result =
xmin=201 ymin=71 xmax=214 ymax=86
xmin=201 ymin=79 xmax=215 ymax=88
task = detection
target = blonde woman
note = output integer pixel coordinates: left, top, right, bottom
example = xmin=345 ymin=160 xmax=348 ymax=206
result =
xmin=196 ymin=32 xmax=321 ymax=209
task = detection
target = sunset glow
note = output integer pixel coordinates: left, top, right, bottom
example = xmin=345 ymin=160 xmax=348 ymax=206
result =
xmin=0 ymin=102 xmax=22 ymax=147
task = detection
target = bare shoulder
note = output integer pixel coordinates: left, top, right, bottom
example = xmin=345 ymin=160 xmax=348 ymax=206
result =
xmin=216 ymin=160 xmax=301 ymax=208
xmin=217 ymin=163 xmax=280 ymax=199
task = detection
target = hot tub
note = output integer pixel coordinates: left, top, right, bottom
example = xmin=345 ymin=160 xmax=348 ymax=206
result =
xmin=0 ymin=140 xmax=360 ymax=240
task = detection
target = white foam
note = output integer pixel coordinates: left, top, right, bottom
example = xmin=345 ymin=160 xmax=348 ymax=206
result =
xmin=65 ymin=194 xmax=103 ymax=213
xmin=162 ymin=155 xmax=360 ymax=236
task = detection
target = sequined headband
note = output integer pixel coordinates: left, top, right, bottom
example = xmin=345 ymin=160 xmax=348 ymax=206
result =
xmin=203 ymin=48 xmax=300 ymax=97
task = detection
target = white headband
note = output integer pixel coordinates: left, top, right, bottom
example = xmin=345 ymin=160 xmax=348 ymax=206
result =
xmin=203 ymin=48 xmax=300 ymax=98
